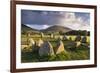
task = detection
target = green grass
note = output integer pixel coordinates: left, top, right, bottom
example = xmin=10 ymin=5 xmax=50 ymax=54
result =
xmin=21 ymin=34 xmax=90 ymax=63
xmin=21 ymin=47 xmax=90 ymax=63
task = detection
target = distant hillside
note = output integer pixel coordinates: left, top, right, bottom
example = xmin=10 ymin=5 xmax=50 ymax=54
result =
xmin=41 ymin=25 xmax=72 ymax=33
xmin=21 ymin=24 xmax=72 ymax=34
xmin=21 ymin=24 xmax=39 ymax=33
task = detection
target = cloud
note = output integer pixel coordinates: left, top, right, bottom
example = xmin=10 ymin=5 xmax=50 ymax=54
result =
xmin=57 ymin=12 xmax=90 ymax=31
xmin=21 ymin=10 xmax=64 ymax=25
xmin=22 ymin=10 xmax=90 ymax=31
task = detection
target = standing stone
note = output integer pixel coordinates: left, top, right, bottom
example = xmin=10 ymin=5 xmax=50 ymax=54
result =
xmin=55 ymin=40 xmax=65 ymax=54
xmin=63 ymin=35 xmax=68 ymax=40
xmin=39 ymin=41 xmax=54 ymax=56
xmin=81 ymin=36 xmax=87 ymax=43
xmin=59 ymin=36 xmax=63 ymax=40
xmin=76 ymin=41 xmax=81 ymax=47
xmin=75 ymin=35 xmax=81 ymax=41
xmin=50 ymin=33 xmax=54 ymax=38
xmin=36 ymin=39 xmax=44 ymax=47
xmin=28 ymin=38 xmax=36 ymax=51
xmin=40 ymin=32 xmax=44 ymax=38
xmin=28 ymin=38 xmax=35 ymax=47
xmin=26 ymin=32 xmax=31 ymax=45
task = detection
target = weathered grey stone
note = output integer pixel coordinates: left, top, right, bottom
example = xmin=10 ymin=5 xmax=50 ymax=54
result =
xmin=75 ymin=35 xmax=81 ymax=41
xmin=55 ymin=40 xmax=65 ymax=54
xmin=81 ymin=36 xmax=87 ymax=43
xmin=39 ymin=41 xmax=54 ymax=56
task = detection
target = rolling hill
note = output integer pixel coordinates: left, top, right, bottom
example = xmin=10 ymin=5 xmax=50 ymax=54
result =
xmin=21 ymin=24 xmax=72 ymax=34
xmin=41 ymin=25 xmax=72 ymax=33
xmin=21 ymin=24 xmax=39 ymax=33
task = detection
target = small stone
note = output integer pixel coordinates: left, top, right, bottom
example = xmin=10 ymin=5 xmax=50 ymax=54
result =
xmin=76 ymin=41 xmax=81 ymax=47
xmin=63 ymin=35 xmax=68 ymax=40
xmin=81 ymin=36 xmax=87 ymax=43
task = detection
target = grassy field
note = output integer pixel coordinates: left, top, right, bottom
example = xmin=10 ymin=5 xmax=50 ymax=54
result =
xmin=21 ymin=34 xmax=90 ymax=63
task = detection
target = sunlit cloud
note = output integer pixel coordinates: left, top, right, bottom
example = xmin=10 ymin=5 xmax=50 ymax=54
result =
xmin=21 ymin=10 xmax=90 ymax=31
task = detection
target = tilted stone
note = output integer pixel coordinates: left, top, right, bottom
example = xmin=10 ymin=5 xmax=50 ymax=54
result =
xmin=39 ymin=41 xmax=54 ymax=56
xmin=76 ymin=41 xmax=81 ymax=47
xmin=55 ymin=40 xmax=65 ymax=54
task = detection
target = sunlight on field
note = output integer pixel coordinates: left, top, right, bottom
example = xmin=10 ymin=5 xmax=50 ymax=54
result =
xmin=21 ymin=35 xmax=90 ymax=45
xmin=21 ymin=34 xmax=90 ymax=63
xmin=21 ymin=35 xmax=90 ymax=47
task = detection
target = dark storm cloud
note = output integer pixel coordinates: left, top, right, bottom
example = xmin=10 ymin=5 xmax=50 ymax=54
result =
xmin=21 ymin=10 xmax=65 ymax=25
xmin=21 ymin=10 xmax=90 ymax=31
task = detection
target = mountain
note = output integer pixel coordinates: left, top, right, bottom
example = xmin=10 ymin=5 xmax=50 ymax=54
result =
xmin=41 ymin=25 xmax=72 ymax=33
xmin=21 ymin=24 xmax=72 ymax=34
xmin=21 ymin=24 xmax=39 ymax=33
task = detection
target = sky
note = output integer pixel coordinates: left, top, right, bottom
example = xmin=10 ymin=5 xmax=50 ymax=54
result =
xmin=21 ymin=10 xmax=90 ymax=31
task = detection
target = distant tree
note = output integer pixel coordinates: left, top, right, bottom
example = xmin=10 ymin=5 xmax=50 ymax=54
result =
xmin=66 ymin=30 xmax=90 ymax=36
xmin=69 ymin=37 xmax=72 ymax=41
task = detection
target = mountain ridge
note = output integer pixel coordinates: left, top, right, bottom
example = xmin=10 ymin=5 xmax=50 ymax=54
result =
xmin=22 ymin=24 xmax=72 ymax=33
xmin=41 ymin=25 xmax=72 ymax=33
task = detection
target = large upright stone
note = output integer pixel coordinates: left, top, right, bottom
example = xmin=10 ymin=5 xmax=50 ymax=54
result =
xmin=40 ymin=32 xmax=44 ymax=38
xmin=25 ymin=38 xmax=35 ymax=52
xmin=55 ymin=40 xmax=65 ymax=54
xmin=36 ymin=39 xmax=44 ymax=47
xmin=39 ymin=41 xmax=54 ymax=56
xmin=28 ymin=38 xmax=35 ymax=47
